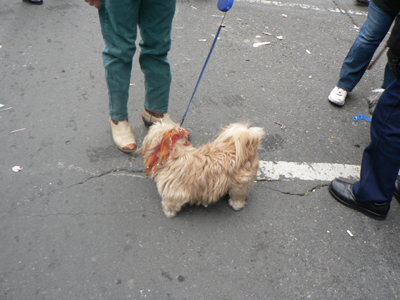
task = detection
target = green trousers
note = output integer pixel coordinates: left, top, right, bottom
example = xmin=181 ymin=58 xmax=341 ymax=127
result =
xmin=99 ymin=0 xmax=176 ymax=121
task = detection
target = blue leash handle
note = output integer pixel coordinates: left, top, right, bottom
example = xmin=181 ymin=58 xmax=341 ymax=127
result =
xmin=180 ymin=14 xmax=226 ymax=127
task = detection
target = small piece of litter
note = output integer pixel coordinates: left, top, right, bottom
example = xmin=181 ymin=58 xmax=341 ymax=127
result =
xmin=198 ymin=39 xmax=207 ymax=42
xmin=255 ymin=35 xmax=261 ymax=39
xmin=210 ymin=34 xmax=221 ymax=40
xmin=191 ymin=5 xmax=197 ymax=9
xmin=263 ymin=32 xmax=272 ymax=36
xmin=12 ymin=166 xmax=23 ymax=173
xmin=0 ymin=104 xmax=4 ymax=108
xmin=0 ymin=107 xmax=12 ymax=112
xmin=347 ymin=230 xmax=353 ymax=237
xmin=308 ymin=75 xmax=313 ymax=79
xmin=11 ymin=128 xmax=26 ymax=133
xmin=306 ymin=50 xmax=311 ymax=54
xmin=274 ymin=121 xmax=285 ymax=129
xmin=276 ymin=36 xmax=283 ymax=40
xmin=253 ymin=42 xmax=270 ymax=48
xmin=353 ymin=114 xmax=371 ymax=122
xmin=282 ymin=14 xmax=287 ymax=18
xmin=0 ymin=45 xmax=2 ymax=49
xmin=129 ymin=83 xmax=135 ymax=86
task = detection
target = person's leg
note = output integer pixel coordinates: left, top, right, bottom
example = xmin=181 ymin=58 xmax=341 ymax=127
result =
xmin=353 ymin=79 xmax=400 ymax=202
xmin=138 ymin=0 xmax=176 ymax=114
xmin=336 ymin=0 xmax=396 ymax=92
xmin=99 ymin=0 xmax=140 ymax=121
xmin=382 ymin=63 xmax=397 ymax=89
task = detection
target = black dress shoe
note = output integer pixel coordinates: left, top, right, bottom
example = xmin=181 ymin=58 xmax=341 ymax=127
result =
xmin=23 ymin=0 xmax=43 ymax=4
xmin=329 ymin=179 xmax=390 ymax=220
xmin=355 ymin=0 xmax=369 ymax=6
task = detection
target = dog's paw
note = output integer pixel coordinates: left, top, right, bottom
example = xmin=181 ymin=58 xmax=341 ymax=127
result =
xmin=163 ymin=209 xmax=177 ymax=218
xmin=229 ymin=199 xmax=246 ymax=210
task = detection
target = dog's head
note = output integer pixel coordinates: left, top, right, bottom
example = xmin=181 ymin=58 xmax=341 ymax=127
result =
xmin=137 ymin=122 xmax=191 ymax=174
xmin=136 ymin=122 xmax=177 ymax=164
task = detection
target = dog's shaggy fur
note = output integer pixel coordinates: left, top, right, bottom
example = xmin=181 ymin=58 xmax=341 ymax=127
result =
xmin=138 ymin=122 xmax=265 ymax=218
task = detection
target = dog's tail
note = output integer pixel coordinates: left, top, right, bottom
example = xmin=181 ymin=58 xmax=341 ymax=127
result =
xmin=215 ymin=123 xmax=265 ymax=166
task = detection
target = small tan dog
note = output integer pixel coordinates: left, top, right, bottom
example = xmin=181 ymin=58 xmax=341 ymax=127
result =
xmin=138 ymin=122 xmax=265 ymax=218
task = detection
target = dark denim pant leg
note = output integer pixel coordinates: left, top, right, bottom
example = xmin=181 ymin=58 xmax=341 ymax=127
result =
xmin=353 ymin=79 xmax=400 ymax=203
xmin=382 ymin=63 xmax=397 ymax=89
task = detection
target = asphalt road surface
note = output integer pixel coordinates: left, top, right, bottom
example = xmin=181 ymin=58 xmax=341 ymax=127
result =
xmin=1 ymin=0 xmax=399 ymax=299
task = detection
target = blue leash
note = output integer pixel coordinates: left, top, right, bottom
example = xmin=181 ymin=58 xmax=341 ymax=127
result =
xmin=180 ymin=0 xmax=234 ymax=127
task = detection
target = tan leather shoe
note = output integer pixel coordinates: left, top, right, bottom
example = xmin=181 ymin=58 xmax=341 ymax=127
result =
xmin=109 ymin=117 xmax=136 ymax=153
xmin=141 ymin=108 xmax=177 ymax=127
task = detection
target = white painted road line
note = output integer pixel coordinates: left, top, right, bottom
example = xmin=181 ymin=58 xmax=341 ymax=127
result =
xmin=235 ymin=0 xmax=368 ymax=16
xmin=257 ymin=161 xmax=360 ymax=181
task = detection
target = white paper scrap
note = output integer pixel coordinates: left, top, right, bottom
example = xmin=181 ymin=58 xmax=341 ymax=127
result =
xmin=253 ymin=42 xmax=270 ymax=48
xmin=12 ymin=166 xmax=23 ymax=173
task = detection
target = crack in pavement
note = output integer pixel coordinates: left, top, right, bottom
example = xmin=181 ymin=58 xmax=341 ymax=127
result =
xmin=77 ymin=168 xmax=144 ymax=182
xmin=53 ymin=168 xmax=146 ymax=194
xmin=2 ymin=168 xmax=147 ymax=216
xmin=10 ymin=209 xmax=159 ymax=218
xmin=258 ymin=181 xmax=329 ymax=196
xmin=332 ymin=0 xmax=360 ymax=28
xmin=4 ymin=168 xmax=329 ymax=217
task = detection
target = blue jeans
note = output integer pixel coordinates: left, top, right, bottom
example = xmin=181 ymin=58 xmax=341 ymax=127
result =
xmin=353 ymin=79 xmax=400 ymax=203
xmin=337 ymin=0 xmax=397 ymax=92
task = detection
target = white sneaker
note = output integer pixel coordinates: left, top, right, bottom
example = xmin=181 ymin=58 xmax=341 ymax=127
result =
xmin=328 ymin=86 xmax=348 ymax=106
